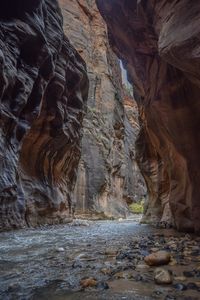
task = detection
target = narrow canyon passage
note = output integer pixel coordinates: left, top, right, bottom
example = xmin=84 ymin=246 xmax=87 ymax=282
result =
xmin=1 ymin=0 xmax=200 ymax=299
xmin=1 ymin=219 xmax=200 ymax=300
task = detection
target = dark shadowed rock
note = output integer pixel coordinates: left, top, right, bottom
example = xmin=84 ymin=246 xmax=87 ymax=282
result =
xmin=96 ymin=0 xmax=200 ymax=232
xmin=0 ymin=0 xmax=88 ymax=230
xmin=173 ymin=283 xmax=187 ymax=291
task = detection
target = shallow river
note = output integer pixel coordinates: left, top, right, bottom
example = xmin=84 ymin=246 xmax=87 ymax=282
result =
xmin=0 ymin=217 xmax=200 ymax=300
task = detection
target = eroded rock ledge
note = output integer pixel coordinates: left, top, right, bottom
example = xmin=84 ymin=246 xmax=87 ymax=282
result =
xmin=97 ymin=0 xmax=200 ymax=232
xmin=0 ymin=0 xmax=88 ymax=230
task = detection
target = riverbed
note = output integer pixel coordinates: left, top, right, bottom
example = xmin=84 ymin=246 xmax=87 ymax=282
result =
xmin=0 ymin=217 xmax=200 ymax=299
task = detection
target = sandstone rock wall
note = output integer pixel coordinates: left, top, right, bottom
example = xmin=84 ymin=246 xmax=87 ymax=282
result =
xmin=97 ymin=0 xmax=200 ymax=232
xmin=0 ymin=0 xmax=88 ymax=230
xmin=59 ymin=0 xmax=146 ymax=218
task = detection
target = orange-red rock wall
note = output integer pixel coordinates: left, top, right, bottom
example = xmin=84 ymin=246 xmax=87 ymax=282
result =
xmin=97 ymin=0 xmax=200 ymax=232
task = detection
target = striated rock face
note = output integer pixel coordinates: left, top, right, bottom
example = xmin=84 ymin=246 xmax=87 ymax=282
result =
xmin=0 ymin=0 xmax=88 ymax=230
xmin=97 ymin=0 xmax=200 ymax=232
xmin=59 ymin=0 xmax=146 ymax=218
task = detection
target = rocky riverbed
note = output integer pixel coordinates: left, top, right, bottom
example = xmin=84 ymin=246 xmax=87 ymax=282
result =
xmin=1 ymin=217 xmax=200 ymax=299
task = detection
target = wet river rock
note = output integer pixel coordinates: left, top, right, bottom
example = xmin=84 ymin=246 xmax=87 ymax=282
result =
xmin=1 ymin=220 xmax=200 ymax=299
xmin=80 ymin=277 xmax=97 ymax=288
xmin=0 ymin=220 xmax=162 ymax=298
xmin=154 ymin=268 xmax=173 ymax=285
xmin=145 ymin=251 xmax=171 ymax=266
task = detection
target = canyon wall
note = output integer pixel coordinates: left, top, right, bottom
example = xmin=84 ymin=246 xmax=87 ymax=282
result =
xmin=59 ymin=0 xmax=146 ymax=218
xmin=0 ymin=0 xmax=88 ymax=230
xmin=97 ymin=0 xmax=200 ymax=232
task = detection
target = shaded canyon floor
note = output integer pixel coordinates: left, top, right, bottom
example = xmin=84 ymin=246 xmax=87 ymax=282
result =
xmin=1 ymin=218 xmax=200 ymax=299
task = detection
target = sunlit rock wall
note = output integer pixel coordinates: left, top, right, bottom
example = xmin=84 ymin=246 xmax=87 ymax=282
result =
xmin=59 ymin=0 xmax=146 ymax=218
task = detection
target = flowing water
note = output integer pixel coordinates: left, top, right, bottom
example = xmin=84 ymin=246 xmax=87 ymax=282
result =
xmin=0 ymin=217 xmax=200 ymax=300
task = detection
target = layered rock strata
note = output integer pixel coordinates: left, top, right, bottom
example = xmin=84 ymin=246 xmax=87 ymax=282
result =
xmin=0 ymin=0 xmax=88 ymax=230
xmin=60 ymin=0 xmax=146 ymax=218
xmin=97 ymin=0 xmax=200 ymax=232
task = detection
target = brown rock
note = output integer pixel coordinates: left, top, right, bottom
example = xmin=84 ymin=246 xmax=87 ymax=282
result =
xmin=144 ymin=251 xmax=171 ymax=266
xmin=114 ymin=272 xmax=128 ymax=279
xmin=80 ymin=278 xmax=97 ymax=288
xmin=154 ymin=268 xmax=173 ymax=284
xmin=174 ymin=276 xmax=186 ymax=282
xmin=169 ymin=258 xmax=177 ymax=266
xmin=96 ymin=0 xmax=200 ymax=232
xmin=136 ymin=264 xmax=150 ymax=270
xmin=59 ymin=0 xmax=146 ymax=219
xmin=104 ymin=249 xmax=118 ymax=256
xmin=101 ymin=268 xmax=112 ymax=275
xmin=150 ymin=248 xmax=160 ymax=253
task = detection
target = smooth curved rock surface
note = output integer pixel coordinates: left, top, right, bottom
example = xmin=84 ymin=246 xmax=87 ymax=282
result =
xmin=0 ymin=0 xmax=88 ymax=230
xmin=97 ymin=0 xmax=200 ymax=232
